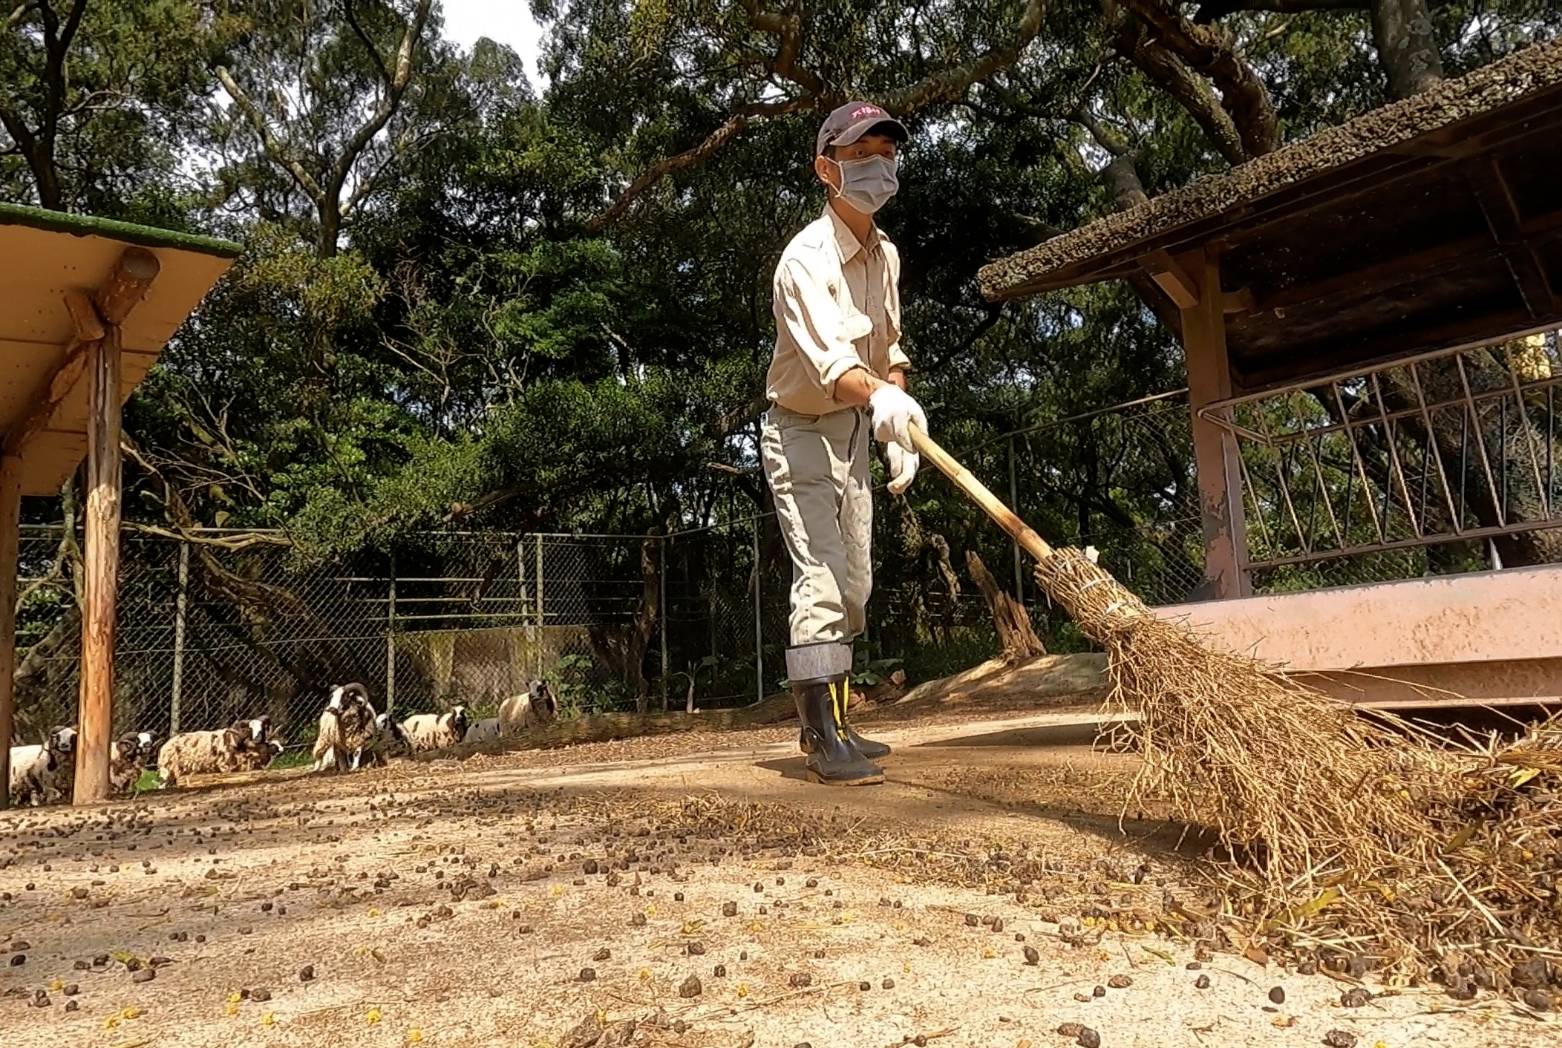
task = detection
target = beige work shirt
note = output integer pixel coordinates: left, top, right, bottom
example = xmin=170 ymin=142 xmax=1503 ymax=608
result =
xmin=765 ymin=207 xmax=910 ymax=416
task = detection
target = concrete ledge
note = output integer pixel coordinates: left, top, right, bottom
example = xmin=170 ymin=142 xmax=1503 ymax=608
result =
xmin=1154 ymin=565 xmax=1562 ymax=670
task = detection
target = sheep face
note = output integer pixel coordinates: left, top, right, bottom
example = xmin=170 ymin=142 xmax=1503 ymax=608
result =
xmin=447 ymin=705 xmax=470 ymax=739
xmin=530 ymin=679 xmax=558 ymax=720
xmin=48 ymin=725 xmax=77 ymax=754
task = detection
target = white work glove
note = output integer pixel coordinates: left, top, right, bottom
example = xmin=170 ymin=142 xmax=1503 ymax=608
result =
xmin=867 ymin=384 xmax=927 ymax=451
xmin=884 ymin=441 xmax=919 ymax=495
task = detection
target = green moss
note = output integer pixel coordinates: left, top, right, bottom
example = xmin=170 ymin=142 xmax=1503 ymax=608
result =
xmin=0 ymin=202 xmax=242 ymax=258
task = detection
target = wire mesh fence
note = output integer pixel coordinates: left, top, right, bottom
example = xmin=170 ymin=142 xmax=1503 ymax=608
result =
xmin=10 ymin=373 xmax=1562 ymax=754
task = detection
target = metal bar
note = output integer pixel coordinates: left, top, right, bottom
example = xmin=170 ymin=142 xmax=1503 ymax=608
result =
xmin=1405 ymin=360 xmax=1463 ymax=531
xmin=385 ymin=553 xmax=397 ymax=715
xmin=1244 ymin=516 xmax=1562 ymax=570
xmin=1303 ymin=431 xmax=1346 ymax=549
xmin=1455 ymin=354 xmax=1506 ymax=527
xmin=751 ymin=525 xmax=764 ymax=706
xmin=536 ymin=535 xmax=545 ymax=635
xmin=1369 ymin=372 xmax=1422 ymax=538
xmin=1499 ymin=342 xmax=1550 ymax=516
xmin=169 ymin=540 xmax=189 ymax=736
xmin=1330 ymin=382 xmax=1387 ymax=543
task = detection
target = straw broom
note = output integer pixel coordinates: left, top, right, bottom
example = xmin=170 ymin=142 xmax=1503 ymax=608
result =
xmin=910 ymin=424 xmax=1562 ymax=993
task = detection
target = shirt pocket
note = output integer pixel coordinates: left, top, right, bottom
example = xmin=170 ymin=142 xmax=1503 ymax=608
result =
xmin=839 ymin=309 xmax=873 ymax=354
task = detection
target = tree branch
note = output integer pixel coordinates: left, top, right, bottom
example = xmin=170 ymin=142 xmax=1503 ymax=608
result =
xmin=1120 ymin=0 xmax=1280 ymax=157
xmin=213 ymin=65 xmax=328 ymax=204
xmin=331 ymin=0 xmax=433 ymax=194
xmin=343 ymin=0 xmax=393 ymax=86
xmin=1113 ymin=18 xmax=1247 ymax=165
xmin=882 ymin=0 xmax=1050 ymax=112
xmin=1193 ymin=0 xmax=1365 ymax=21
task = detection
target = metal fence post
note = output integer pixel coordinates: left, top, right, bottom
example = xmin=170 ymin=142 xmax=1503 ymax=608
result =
xmin=535 ymin=532 xmax=545 ymax=634
xmin=385 ymin=552 xmax=397 ymax=715
xmin=1009 ymin=434 xmax=1024 ymax=601
xmin=660 ymin=533 xmax=669 ymax=710
xmin=168 ymin=538 xmax=189 ymax=736
xmin=751 ymin=521 xmax=764 ymax=705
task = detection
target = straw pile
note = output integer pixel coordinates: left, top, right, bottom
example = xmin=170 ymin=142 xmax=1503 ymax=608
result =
xmin=1034 ymin=547 xmax=1562 ymax=998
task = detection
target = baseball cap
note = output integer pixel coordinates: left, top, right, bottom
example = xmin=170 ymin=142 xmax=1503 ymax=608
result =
xmin=815 ymin=101 xmax=909 ymax=156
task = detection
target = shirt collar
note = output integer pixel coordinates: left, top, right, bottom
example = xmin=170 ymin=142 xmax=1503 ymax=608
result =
xmin=824 ymin=204 xmax=878 ymax=263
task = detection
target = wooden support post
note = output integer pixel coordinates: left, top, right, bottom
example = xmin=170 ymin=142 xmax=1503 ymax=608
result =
xmin=75 ymin=322 xmax=123 ymax=804
xmin=0 ymin=454 xmax=21 ymax=809
xmin=1181 ymin=251 xmax=1252 ymax=599
xmin=73 ymin=248 xmax=159 ymax=805
xmin=385 ymin=554 xmax=397 ymax=716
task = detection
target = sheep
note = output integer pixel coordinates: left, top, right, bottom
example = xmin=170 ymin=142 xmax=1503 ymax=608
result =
xmin=463 ymin=717 xmax=501 ymax=745
xmin=233 ymin=737 xmax=285 ymax=773
xmin=156 ymin=721 xmax=256 ymax=786
xmin=8 ymin=725 xmax=77 ymax=806
xmin=400 ymin=705 xmax=470 ymax=754
xmin=311 ymin=682 xmax=379 ymax=772
xmin=498 ymin=680 xmax=557 ymax=736
xmin=360 ymin=713 xmax=412 ymax=767
xmin=109 ymin=731 xmax=158 ymax=794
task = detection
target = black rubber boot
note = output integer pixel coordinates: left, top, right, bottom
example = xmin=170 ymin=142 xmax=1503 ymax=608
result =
xmin=792 ymin=678 xmax=883 ymax=786
xmin=797 ymin=676 xmax=890 ymax=760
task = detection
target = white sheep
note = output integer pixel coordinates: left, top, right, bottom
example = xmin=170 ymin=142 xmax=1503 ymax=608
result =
xmin=498 ymin=680 xmax=557 ymax=736
xmin=400 ymin=705 xmax=470 ymax=754
xmin=312 ymin=683 xmax=379 ymax=772
xmin=8 ymin=725 xmax=76 ymax=806
xmin=463 ymin=717 xmax=501 ymax=744
xmin=156 ymin=719 xmax=260 ymax=787
xmin=109 ymin=731 xmax=158 ymax=794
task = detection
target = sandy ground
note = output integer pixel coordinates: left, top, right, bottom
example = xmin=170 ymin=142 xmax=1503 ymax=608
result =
xmin=1 ymin=704 xmax=1552 ymax=1048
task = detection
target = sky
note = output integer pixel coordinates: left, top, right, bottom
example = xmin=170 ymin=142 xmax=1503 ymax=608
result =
xmin=440 ymin=0 xmax=549 ymax=85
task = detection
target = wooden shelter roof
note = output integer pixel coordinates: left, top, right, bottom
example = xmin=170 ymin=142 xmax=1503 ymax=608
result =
xmin=0 ymin=205 xmax=241 ymax=495
xmin=977 ymin=38 xmax=1562 ymax=392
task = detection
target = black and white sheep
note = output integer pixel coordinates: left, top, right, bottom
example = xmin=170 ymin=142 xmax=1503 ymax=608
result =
xmin=109 ymin=731 xmax=158 ymax=794
xmin=8 ymin=725 xmax=77 ymax=806
xmin=498 ymin=680 xmax=556 ymax=736
xmin=311 ymin=682 xmax=379 ymax=772
xmin=360 ymin=713 xmax=412 ymax=767
xmin=400 ymin=705 xmax=470 ymax=753
xmin=233 ymin=737 xmax=286 ymax=773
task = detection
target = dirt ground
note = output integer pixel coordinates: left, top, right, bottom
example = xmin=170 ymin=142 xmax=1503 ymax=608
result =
xmin=1 ymin=694 xmax=1553 ymax=1048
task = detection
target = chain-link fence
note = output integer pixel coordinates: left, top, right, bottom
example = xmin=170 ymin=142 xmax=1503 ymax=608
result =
xmin=11 ymin=375 xmax=1560 ymax=753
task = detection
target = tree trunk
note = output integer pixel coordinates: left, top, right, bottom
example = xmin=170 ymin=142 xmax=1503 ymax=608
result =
xmin=966 ymin=550 xmax=1046 ymax=662
xmin=1371 ymin=0 xmax=1443 ymax=99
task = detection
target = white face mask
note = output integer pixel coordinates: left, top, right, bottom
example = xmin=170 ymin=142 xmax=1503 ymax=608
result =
xmin=830 ymin=154 xmax=899 ymax=214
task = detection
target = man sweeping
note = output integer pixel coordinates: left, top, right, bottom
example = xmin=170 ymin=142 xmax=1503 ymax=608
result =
xmin=761 ymin=101 xmax=927 ymax=787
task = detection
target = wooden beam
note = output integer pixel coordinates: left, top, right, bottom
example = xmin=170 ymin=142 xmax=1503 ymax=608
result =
xmin=74 ymin=322 xmax=123 ymax=805
xmin=1182 ymin=251 xmax=1252 ymax=599
xmin=0 ymin=455 xmax=20 ymax=809
xmin=1146 ymin=250 xmax=1199 ymax=309
xmin=1222 ymin=287 xmax=1256 ymax=315
xmin=1466 ymin=156 xmax=1558 ymax=318
xmin=2 ymin=249 xmax=160 ymax=460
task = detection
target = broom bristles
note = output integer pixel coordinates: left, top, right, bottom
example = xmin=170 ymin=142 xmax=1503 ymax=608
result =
xmin=1034 ymin=547 xmax=1562 ymax=992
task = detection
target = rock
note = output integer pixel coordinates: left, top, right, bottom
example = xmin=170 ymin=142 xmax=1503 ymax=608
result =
xmin=1077 ymin=1028 xmax=1101 ymax=1048
xmin=1523 ymin=989 xmax=1551 ymax=1012
xmin=1023 ymin=945 xmax=1040 ymax=966
xmin=1194 ymin=974 xmax=1211 ymax=990
xmin=1340 ymin=987 xmax=1371 ymax=1008
xmin=7 ymin=954 xmax=22 ymax=967
xmin=251 ymin=988 xmax=273 ymax=1002
xmin=1297 ymin=958 xmax=1318 ymax=975
xmin=882 ymin=978 xmax=895 ymax=990
xmin=1092 ymin=985 xmax=1106 ymax=998
xmin=132 ymin=968 xmax=156 ymax=983
xmin=578 ymin=968 xmax=597 ymax=983
xmin=721 ymin=902 xmax=738 ymax=918
xmin=1108 ymin=975 xmax=1132 ymax=989
xmin=964 ymin=913 xmax=979 ymax=927
xmin=679 ymin=975 xmax=702 ymax=998
xmin=63 ymin=1000 xmax=79 ymax=1013
xmin=1322 ymin=1032 xmax=1357 ymax=1048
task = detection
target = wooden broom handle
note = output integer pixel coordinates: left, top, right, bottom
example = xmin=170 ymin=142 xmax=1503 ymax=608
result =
xmin=908 ymin=423 xmax=1055 ymax=563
